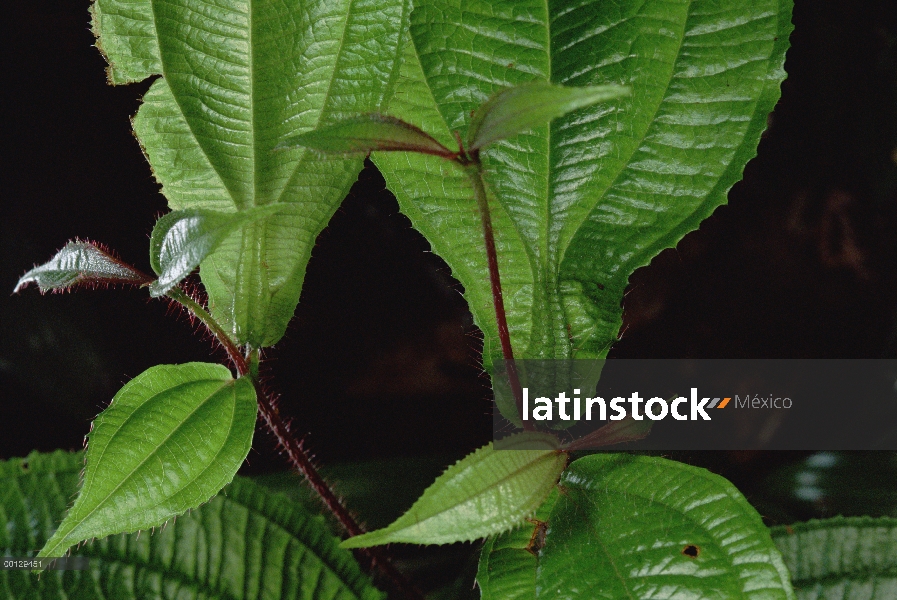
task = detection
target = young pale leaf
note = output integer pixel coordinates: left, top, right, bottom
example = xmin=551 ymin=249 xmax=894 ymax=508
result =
xmin=148 ymin=205 xmax=280 ymax=297
xmin=278 ymin=114 xmax=456 ymax=158
xmin=92 ymin=0 xmax=408 ymax=347
xmin=771 ymin=517 xmax=897 ymax=599
xmin=340 ymin=432 xmax=567 ymax=548
xmin=375 ymin=0 xmax=793 ymax=379
xmin=537 ymin=454 xmax=796 ymax=599
xmin=38 ymin=363 xmax=257 ymax=561
xmin=14 ymin=241 xmax=152 ymax=293
xmin=3 ymin=451 xmax=384 ymax=599
xmin=467 ymin=82 xmax=629 ymax=151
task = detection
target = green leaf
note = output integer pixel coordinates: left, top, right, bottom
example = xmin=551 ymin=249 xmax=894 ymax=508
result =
xmin=148 ymin=205 xmax=280 ymax=297
xmin=535 ymin=454 xmax=796 ymax=599
xmin=2 ymin=451 xmax=385 ymax=599
xmin=92 ymin=0 xmax=409 ymax=346
xmin=278 ymin=114 xmax=457 ymax=159
xmin=38 ymin=363 xmax=257 ymax=560
xmin=467 ymin=82 xmax=629 ymax=151
xmin=375 ymin=0 xmax=793 ymax=368
xmin=477 ymin=489 xmax=558 ymax=600
xmin=340 ymin=433 xmax=567 ymax=548
xmin=771 ymin=517 xmax=897 ymax=600
xmin=14 ymin=241 xmax=152 ymax=293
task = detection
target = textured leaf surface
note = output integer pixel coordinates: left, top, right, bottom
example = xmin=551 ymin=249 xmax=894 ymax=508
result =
xmin=92 ymin=0 xmax=408 ymax=346
xmin=1 ymin=451 xmax=384 ymax=600
xmin=279 ymin=114 xmax=456 ymax=158
xmin=467 ymin=82 xmax=629 ymax=151
xmin=39 ymin=363 xmax=257 ymax=559
xmin=341 ymin=433 xmax=566 ymax=548
xmin=771 ymin=517 xmax=897 ymax=600
xmin=14 ymin=241 xmax=152 ymax=293
xmin=376 ymin=0 xmax=793 ymax=369
xmin=477 ymin=489 xmax=558 ymax=600
xmin=536 ymin=454 xmax=795 ymax=599
xmin=148 ymin=205 xmax=279 ymax=297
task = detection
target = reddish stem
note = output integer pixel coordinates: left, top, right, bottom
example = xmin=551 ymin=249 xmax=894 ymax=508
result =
xmin=169 ymin=289 xmax=422 ymax=599
xmin=460 ymin=155 xmax=534 ymax=431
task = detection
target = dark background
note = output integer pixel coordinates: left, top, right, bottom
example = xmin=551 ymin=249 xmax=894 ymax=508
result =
xmin=2 ymin=0 xmax=896 ymax=526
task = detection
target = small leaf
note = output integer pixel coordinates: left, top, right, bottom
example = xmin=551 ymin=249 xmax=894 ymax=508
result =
xmin=467 ymin=81 xmax=629 ymax=151
xmin=278 ymin=114 xmax=457 ymax=158
xmin=148 ymin=205 xmax=280 ymax=297
xmin=14 ymin=241 xmax=152 ymax=293
xmin=537 ymin=454 xmax=796 ymax=599
xmin=38 ymin=362 xmax=257 ymax=561
xmin=340 ymin=432 xmax=567 ymax=548
xmin=2 ymin=451 xmax=385 ymax=599
xmin=771 ymin=517 xmax=897 ymax=599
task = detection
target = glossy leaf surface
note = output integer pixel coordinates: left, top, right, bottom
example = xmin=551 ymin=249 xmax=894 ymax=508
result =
xmin=772 ymin=517 xmax=897 ymax=600
xmin=341 ymin=433 xmax=566 ymax=548
xmin=38 ymin=363 xmax=257 ymax=559
xmin=148 ymin=205 xmax=280 ymax=297
xmin=467 ymin=82 xmax=629 ymax=151
xmin=92 ymin=0 xmax=408 ymax=346
xmin=14 ymin=241 xmax=151 ymax=293
xmin=2 ymin=451 xmax=384 ymax=599
xmin=535 ymin=454 xmax=795 ymax=599
xmin=278 ymin=114 xmax=456 ymax=158
xmin=376 ymin=0 xmax=793 ymax=370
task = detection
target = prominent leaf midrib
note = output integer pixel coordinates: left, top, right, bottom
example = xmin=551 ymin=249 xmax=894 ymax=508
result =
xmin=147 ymin=0 xmax=240 ymax=211
xmin=274 ymin=0 xmax=353 ymax=206
xmin=129 ymin=383 xmax=241 ymax=518
xmin=67 ymin=380 xmax=235 ymax=542
xmin=396 ymin=451 xmax=559 ymax=532
xmin=554 ymin=1 xmax=693 ymax=268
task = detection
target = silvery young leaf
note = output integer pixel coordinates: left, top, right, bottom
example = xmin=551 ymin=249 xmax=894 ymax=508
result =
xmin=14 ymin=240 xmax=152 ymax=293
xmin=2 ymin=451 xmax=385 ymax=600
xmin=771 ymin=517 xmax=897 ymax=600
xmin=38 ymin=363 xmax=257 ymax=560
xmin=278 ymin=114 xmax=457 ymax=159
xmin=467 ymin=82 xmax=630 ymax=151
xmin=535 ymin=454 xmax=796 ymax=599
xmin=92 ymin=0 xmax=409 ymax=346
xmin=340 ymin=432 xmax=567 ymax=548
xmin=476 ymin=489 xmax=558 ymax=600
xmin=148 ymin=205 xmax=280 ymax=297
xmin=375 ymin=0 xmax=793 ymax=374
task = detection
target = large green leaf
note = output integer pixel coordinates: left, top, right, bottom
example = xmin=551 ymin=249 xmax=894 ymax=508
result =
xmin=38 ymin=363 xmax=257 ymax=559
xmin=532 ymin=454 xmax=795 ymax=599
xmin=341 ymin=433 xmax=567 ymax=548
xmin=771 ymin=517 xmax=897 ymax=600
xmin=91 ymin=0 xmax=409 ymax=346
xmin=375 ymin=0 xmax=793 ymax=364
xmin=1 ymin=451 xmax=384 ymax=600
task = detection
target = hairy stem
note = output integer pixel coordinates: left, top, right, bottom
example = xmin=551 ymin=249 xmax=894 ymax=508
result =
xmin=167 ymin=288 xmax=421 ymax=598
xmin=462 ymin=158 xmax=533 ymax=431
xmin=166 ymin=288 xmax=248 ymax=374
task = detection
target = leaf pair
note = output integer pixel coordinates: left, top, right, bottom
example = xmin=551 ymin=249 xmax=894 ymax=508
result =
xmin=279 ymin=81 xmax=630 ymax=158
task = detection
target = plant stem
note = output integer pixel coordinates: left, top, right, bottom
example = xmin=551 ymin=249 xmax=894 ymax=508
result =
xmin=166 ymin=288 xmax=248 ymax=374
xmin=167 ymin=288 xmax=421 ymax=598
xmin=461 ymin=158 xmax=534 ymax=431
